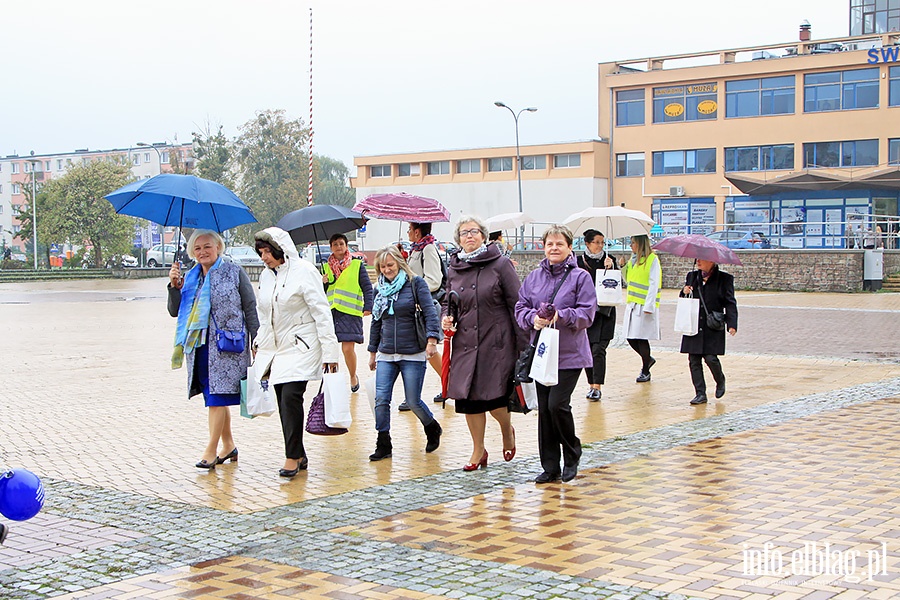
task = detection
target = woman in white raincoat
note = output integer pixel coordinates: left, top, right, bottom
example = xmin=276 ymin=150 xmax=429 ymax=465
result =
xmin=253 ymin=227 xmax=340 ymax=477
xmin=619 ymin=234 xmax=662 ymax=383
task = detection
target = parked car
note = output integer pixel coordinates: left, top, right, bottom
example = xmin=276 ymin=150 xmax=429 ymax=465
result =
xmin=347 ymin=241 xmax=367 ymax=265
xmin=106 ymin=254 xmax=138 ymax=268
xmin=435 ymin=240 xmax=458 ymax=260
xmin=224 ymin=245 xmax=264 ymax=267
xmin=304 ymin=244 xmax=332 ymax=265
xmin=146 ymin=244 xmax=177 ymax=267
xmin=707 ymin=230 xmax=771 ymax=249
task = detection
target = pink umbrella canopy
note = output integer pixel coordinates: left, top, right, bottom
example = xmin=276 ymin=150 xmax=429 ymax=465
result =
xmin=353 ymin=192 xmax=450 ymax=223
xmin=653 ymin=234 xmax=743 ymax=265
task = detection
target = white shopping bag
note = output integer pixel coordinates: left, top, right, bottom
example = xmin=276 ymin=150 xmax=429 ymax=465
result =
xmin=521 ymin=380 xmax=539 ymax=411
xmin=364 ymin=377 xmax=377 ymax=418
xmin=245 ymin=362 xmax=276 ymax=417
xmin=529 ymin=326 xmax=559 ymax=386
xmin=674 ymin=296 xmax=700 ymax=336
xmin=595 ymin=269 xmax=624 ymax=306
xmin=323 ymin=371 xmax=353 ymax=429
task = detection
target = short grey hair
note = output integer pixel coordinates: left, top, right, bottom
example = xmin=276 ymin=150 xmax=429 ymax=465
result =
xmin=541 ymin=224 xmax=574 ymax=247
xmin=187 ymin=229 xmax=225 ymax=259
xmin=453 ymin=215 xmax=489 ymax=245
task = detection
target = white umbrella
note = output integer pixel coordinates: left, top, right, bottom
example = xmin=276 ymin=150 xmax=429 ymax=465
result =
xmin=485 ymin=211 xmax=535 ymax=232
xmin=563 ymin=206 xmax=655 ymax=239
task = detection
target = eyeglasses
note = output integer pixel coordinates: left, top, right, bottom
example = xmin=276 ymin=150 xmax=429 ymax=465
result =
xmin=458 ymin=229 xmax=482 ymax=238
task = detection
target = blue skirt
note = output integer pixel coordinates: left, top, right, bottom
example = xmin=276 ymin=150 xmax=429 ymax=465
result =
xmin=196 ymin=344 xmax=240 ymax=407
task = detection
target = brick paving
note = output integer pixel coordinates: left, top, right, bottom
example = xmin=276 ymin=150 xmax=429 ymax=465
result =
xmin=0 ymin=278 xmax=898 ymax=599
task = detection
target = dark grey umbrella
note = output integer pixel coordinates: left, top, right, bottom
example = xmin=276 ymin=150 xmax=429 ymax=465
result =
xmin=276 ymin=205 xmax=365 ymax=245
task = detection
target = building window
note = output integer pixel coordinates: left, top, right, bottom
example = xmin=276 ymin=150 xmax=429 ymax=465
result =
xmin=143 ymin=152 xmax=150 ymax=162
xmin=890 ymin=66 xmax=900 ymax=106
xmin=397 ymin=163 xmax=420 ymax=177
xmin=57 ymin=159 xmax=63 ymax=170
xmin=616 ymin=89 xmax=645 ymax=126
xmin=487 ymin=157 xmax=513 ymax=172
xmin=724 ymin=144 xmax=794 ymax=171
xmin=457 ymin=159 xmax=480 ymax=174
xmin=653 ymin=82 xmax=718 ymax=123
xmin=370 ymin=165 xmax=391 ymax=177
xmin=851 ymin=0 xmax=900 ymax=35
xmin=890 ymin=139 xmax=900 ymax=165
xmin=161 ymin=152 xmax=170 ymax=164
xmin=521 ymin=155 xmax=546 ymax=170
xmin=804 ymin=68 xmax=879 ymax=112
xmin=0 ymin=185 xmax=3 ymax=194
xmin=726 ymin=76 xmax=795 ymax=118
xmin=553 ymin=154 xmax=581 ymax=168
xmin=616 ymin=153 xmax=645 ymax=177
xmin=427 ymin=160 xmax=450 ymax=175
xmin=803 ymin=139 xmax=878 ymax=168
xmin=652 ymin=149 xmax=716 ymax=175
xmin=132 ymin=154 xmax=141 ymax=166
xmin=12 ymin=184 xmax=21 ymax=194
xmin=12 ymin=163 xmax=19 ymax=174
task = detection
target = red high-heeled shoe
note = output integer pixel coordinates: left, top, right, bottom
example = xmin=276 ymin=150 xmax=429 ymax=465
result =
xmin=503 ymin=426 xmax=516 ymax=462
xmin=463 ymin=450 xmax=488 ymax=472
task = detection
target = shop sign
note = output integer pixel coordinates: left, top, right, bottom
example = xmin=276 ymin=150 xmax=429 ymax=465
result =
xmin=664 ymin=103 xmax=685 ymax=117
xmin=867 ymin=46 xmax=900 ymax=64
xmin=697 ymin=100 xmax=718 ymax=114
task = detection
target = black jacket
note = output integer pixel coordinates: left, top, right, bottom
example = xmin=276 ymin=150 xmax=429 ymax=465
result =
xmin=679 ymin=268 xmax=738 ymax=356
xmin=368 ymin=276 xmax=441 ymax=355
xmin=577 ymin=252 xmax=617 ymax=342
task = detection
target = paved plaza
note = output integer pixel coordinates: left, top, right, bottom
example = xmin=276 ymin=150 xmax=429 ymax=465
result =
xmin=1 ymin=277 xmax=899 ymax=599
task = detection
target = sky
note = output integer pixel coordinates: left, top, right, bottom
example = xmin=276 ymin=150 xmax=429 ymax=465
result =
xmin=1 ymin=0 xmax=850 ymax=173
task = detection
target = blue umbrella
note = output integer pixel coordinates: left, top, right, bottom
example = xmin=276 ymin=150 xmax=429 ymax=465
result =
xmin=105 ymin=174 xmax=256 ymax=233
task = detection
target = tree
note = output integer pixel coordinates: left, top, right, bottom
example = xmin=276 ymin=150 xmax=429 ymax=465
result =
xmin=233 ymin=109 xmax=309 ymax=236
xmin=192 ymin=121 xmax=234 ymax=188
xmin=17 ymin=161 xmax=135 ymax=267
xmin=313 ymin=154 xmax=355 ymax=208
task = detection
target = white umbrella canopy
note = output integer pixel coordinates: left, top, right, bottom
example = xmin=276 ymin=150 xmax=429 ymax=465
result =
xmin=563 ymin=206 xmax=655 ymax=239
xmin=484 ymin=211 xmax=535 ymax=232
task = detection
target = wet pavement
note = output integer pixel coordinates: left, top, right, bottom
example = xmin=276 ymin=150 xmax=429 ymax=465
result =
xmin=0 ymin=278 xmax=899 ymax=599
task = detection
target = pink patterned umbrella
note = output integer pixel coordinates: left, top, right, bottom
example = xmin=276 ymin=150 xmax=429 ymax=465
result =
xmin=653 ymin=234 xmax=743 ymax=265
xmin=353 ymin=192 xmax=450 ymax=223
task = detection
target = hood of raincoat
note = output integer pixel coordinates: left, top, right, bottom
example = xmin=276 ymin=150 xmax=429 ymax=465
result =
xmin=254 ymin=227 xmax=300 ymax=263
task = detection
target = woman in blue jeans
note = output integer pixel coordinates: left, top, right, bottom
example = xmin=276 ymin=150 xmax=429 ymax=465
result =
xmin=367 ymin=245 xmax=443 ymax=461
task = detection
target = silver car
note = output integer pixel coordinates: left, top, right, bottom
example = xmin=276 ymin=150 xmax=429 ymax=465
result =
xmin=224 ymin=245 xmax=264 ymax=267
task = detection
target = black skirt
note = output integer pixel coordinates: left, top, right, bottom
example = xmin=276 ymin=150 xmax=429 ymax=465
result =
xmin=454 ymin=396 xmax=509 ymax=414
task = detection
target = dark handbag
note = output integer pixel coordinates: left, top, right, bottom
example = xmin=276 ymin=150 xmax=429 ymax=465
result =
xmin=507 ymin=380 xmax=531 ymax=414
xmin=306 ymin=383 xmax=348 ymax=436
xmin=513 ymin=266 xmax=573 ymax=384
xmin=697 ymin=277 xmax=726 ymax=331
xmin=210 ymin=314 xmax=246 ymax=353
xmin=409 ymin=277 xmax=429 ymax=351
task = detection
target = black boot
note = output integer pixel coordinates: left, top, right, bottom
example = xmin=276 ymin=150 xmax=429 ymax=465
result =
xmin=688 ymin=355 xmax=706 ymax=401
xmin=424 ymin=420 xmax=442 ymax=453
xmin=706 ymin=355 xmax=726 ymax=398
xmin=690 ymin=393 xmax=708 ymax=405
xmin=369 ymin=431 xmax=392 ymax=461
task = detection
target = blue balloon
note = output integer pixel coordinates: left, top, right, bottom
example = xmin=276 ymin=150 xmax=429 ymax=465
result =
xmin=0 ymin=469 xmax=45 ymax=521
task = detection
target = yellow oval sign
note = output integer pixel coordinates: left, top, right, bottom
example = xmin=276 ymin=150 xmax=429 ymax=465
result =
xmin=664 ymin=103 xmax=684 ymax=117
xmin=697 ymin=100 xmax=718 ymax=114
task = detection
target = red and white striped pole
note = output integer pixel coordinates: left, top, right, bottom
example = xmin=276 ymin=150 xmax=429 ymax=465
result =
xmin=307 ymin=7 xmax=315 ymax=206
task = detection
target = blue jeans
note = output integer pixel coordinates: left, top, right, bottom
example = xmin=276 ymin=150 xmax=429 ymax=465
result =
xmin=374 ymin=360 xmax=434 ymax=432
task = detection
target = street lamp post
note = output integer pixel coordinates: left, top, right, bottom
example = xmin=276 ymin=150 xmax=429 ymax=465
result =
xmin=136 ymin=142 xmax=164 ymax=267
xmin=25 ymin=158 xmax=41 ymax=270
xmin=494 ymin=101 xmax=537 ymax=249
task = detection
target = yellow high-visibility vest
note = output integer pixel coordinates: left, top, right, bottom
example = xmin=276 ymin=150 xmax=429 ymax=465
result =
xmin=323 ymin=259 xmax=364 ymax=316
xmin=624 ymin=253 xmax=661 ymax=308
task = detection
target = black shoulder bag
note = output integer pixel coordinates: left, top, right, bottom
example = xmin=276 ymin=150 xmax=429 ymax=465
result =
xmin=409 ymin=276 xmax=429 ymax=350
xmin=514 ymin=265 xmax=572 ymax=384
xmin=697 ymin=276 xmax=726 ymax=331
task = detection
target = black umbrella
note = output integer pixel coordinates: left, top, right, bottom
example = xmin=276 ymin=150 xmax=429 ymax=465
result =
xmin=276 ymin=205 xmax=365 ymax=245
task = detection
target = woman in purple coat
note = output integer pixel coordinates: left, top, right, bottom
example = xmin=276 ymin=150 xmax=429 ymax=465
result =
xmin=515 ymin=224 xmax=596 ymax=484
xmin=441 ymin=215 xmax=522 ymax=471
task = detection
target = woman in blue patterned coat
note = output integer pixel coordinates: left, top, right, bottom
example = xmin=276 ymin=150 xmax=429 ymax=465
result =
xmin=168 ymin=230 xmax=259 ymax=470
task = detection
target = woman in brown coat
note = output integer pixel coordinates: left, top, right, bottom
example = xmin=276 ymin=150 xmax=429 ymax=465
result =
xmin=442 ymin=215 xmax=522 ymax=471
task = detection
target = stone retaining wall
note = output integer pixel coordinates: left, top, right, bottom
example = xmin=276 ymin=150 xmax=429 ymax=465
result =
xmin=509 ymin=250 xmax=900 ymax=293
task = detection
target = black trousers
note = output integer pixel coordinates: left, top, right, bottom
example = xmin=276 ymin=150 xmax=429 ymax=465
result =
xmin=688 ymin=354 xmax=725 ymax=394
xmin=535 ymin=368 xmax=582 ymax=475
xmin=585 ymin=339 xmax=611 ymax=385
xmin=274 ymin=381 xmax=308 ymax=460
xmin=627 ymin=338 xmax=653 ymax=372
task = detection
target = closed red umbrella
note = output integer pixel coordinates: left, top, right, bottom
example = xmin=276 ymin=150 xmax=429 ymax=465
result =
xmin=440 ymin=292 xmax=460 ymax=401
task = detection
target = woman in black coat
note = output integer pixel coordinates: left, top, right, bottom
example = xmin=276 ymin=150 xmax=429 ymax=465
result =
xmin=576 ymin=229 xmax=617 ymax=401
xmin=679 ymin=259 xmax=738 ymax=405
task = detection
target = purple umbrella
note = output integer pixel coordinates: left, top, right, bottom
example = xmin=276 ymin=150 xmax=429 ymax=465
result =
xmin=353 ymin=192 xmax=450 ymax=223
xmin=653 ymin=234 xmax=743 ymax=265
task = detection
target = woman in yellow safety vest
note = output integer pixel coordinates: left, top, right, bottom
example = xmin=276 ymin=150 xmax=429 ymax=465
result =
xmin=619 ymin=234 xmax=662 ymax=383
xmin=323 ymin=233 xmax=374 ymax=392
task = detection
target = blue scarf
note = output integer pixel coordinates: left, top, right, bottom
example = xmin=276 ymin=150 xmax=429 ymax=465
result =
xmin=172 ymin=257 xmax=223 ymax=368
xmin=372 ymin=270 xmax=407 ymax=320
